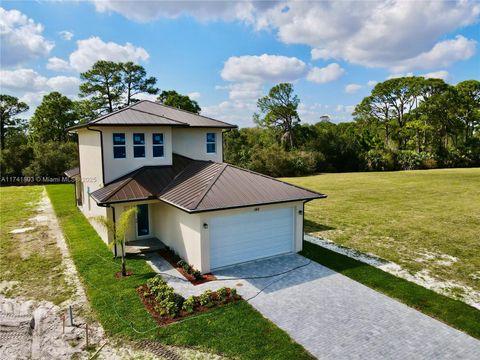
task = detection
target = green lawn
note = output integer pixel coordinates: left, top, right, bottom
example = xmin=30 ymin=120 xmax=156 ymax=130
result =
xmin=45 ymin=184 xmax=313 ymax=360
xmin=285 ymin=168 xmax=480 ymax=302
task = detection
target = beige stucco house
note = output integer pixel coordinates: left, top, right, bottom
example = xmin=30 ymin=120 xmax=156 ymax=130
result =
xmin=66 ymin=100 xmax=325 ymax=273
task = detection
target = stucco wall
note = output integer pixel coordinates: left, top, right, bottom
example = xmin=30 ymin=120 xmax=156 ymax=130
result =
xmin=99 ymin=126 xmax=173 ymax=183
xmin=172 ymin=128 xmax=223 ymax=163
xmin=151 ymin=202 xmax=204 ymax=272
xmin=77 ymin=128 xmax=110 ymax=243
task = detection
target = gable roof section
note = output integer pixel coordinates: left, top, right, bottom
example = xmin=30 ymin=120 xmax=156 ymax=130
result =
xmin=90 ymin=154 xmax=326 ymax=212
xmin=68 ymin=100 xmax=236 ymax=130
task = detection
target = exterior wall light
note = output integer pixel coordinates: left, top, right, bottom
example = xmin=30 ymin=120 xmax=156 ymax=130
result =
xmin=298 ymin=210 xmax=303 ymax=215
xmin=203 ymin=223 xmax=208 ymax=229
xmin=254 ymin=207 xmax=260 ymax=212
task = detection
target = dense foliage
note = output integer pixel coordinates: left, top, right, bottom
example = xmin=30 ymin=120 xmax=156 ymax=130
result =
xmin=225 ymin=78 xmax=480 ymax=176
xmin=1 ymin=71 xmax=478 ymax=180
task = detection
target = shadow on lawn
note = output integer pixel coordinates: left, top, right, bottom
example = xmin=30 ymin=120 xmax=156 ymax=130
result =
xmin=304 ymin=218 xmax=336 ymax=233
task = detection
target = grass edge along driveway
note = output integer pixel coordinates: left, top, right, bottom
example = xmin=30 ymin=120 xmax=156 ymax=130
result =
xmin=301 ymin=241 xmax=480 ymax=340
xmin=46 ymin=184 xmax=313 ymax=360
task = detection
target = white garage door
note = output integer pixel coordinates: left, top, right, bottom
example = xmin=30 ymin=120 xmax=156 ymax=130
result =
xmin=209 ymin=207 xmax=294 ymax=270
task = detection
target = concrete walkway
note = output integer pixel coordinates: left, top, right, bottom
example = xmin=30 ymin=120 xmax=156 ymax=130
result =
xmin=145 ymin=253 xmax=480 ymax=360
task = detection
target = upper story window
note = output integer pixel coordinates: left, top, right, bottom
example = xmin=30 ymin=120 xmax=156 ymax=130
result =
xmin=113 ymin=133 xmax=126 ymax=159
xmin=206 ymin=132 xmax=216 ymax=154
xmin=133 ymin=133 xmax=145 ymax=158
xmin=152 ymin=133 xmax=164 ymax=158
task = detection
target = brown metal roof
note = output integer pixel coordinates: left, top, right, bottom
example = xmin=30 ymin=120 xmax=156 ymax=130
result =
xmin=64 ymin=167 xmax=79 ymax=178
xmin=90 ymin=154 xmax=326 ymax=211
xmin=131 ymin=101 xmax=235 ymax=128
xmin=90 ymin=154 xmax=193 ymax=204
xmin=68 ymin=100 xmax=236 ymax=130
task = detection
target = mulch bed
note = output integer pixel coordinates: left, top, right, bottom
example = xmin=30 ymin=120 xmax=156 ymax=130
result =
xmin=158 ymin=249 xmax=216 ymax=285
xmin=136 ymin=285 xmax=240 ymax=326
xmin=115 ymin=271 xmax=134 ymax=278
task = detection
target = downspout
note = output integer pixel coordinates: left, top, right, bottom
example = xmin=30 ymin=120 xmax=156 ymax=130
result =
xmin=86 ymin=126 xmax=106 ymax=185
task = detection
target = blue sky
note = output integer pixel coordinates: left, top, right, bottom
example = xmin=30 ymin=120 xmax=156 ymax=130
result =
xmin=1 ymin=1 xmax=479 ymax=127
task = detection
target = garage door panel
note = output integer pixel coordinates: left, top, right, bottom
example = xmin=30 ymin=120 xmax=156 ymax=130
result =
xmin=209 ymin=207 xmax=294 ymax=269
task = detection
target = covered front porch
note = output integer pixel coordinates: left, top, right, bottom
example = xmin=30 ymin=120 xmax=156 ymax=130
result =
xmin=125 ymin=237 xmax=165 ymax=254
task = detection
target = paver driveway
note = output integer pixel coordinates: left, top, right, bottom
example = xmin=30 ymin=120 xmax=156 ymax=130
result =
xmin=146 ymin=253 xmax=480 ymax=360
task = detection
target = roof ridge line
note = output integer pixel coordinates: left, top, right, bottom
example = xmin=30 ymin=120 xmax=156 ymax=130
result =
xmin=141 ymin=99 xmax=236 ymax=127
xmin=90 ymin=105 xmax=133 ymax=125
xmin=225 ymin=162 xmax=327 ymax=198
xmin=190 ymin=163 xmax=228 ymax=210
xmin=129 ymin=107 xmax=187 ymax=125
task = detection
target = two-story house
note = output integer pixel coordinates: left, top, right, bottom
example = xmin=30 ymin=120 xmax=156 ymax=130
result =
xmin=65 ymin=100 xmax=325 ymax=273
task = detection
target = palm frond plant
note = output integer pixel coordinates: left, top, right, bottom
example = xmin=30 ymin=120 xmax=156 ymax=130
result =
xmin=92 ymin=207 xmax=137 ymax=276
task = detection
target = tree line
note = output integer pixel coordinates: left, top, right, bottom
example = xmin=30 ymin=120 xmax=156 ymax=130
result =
xmin=1 ymin=60 xmax=478 ymax=180
xmin=225 ymin=79 xmax=480 ymax=176
xmin=0 ymin=60 xmax=201 ymax=179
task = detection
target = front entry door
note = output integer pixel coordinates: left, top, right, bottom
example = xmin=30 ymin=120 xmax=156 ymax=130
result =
xmin=136 ymin=204 xmax=149 ymax=237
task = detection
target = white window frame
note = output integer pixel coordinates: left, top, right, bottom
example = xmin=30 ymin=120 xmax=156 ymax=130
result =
xmin=133 ymin=133 xmax=146 ymax=158
xmin=206 ymin=132 xmax=216 ymax=154
xmin=113 ymin=133 xmax=126 ymax=159
xmin=152 ymin=133 xmax=164 ymax=158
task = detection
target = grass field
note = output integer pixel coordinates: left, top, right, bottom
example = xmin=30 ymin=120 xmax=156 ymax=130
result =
xmin=285 ymin=168 xmax=480 ymax=303
xmin=0 ymin=186 xmax=74 ymax=304
xmin=45 ymin=184 xmax=313 ymax=360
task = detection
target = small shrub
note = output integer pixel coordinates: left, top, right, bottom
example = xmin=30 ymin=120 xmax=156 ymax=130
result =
xmin=364 ymin=150 xmax=395 ymax=171
xmin=199 ymin=290 xmax=214 ymax=308
xmin=146 ymin=275 xmax=185 ymax=317
xmin=395 ymin=150 xmax=423 ymax=170
xmin=192 ymin=270 xmax=202 ymax=280
xmin=182 ymin=296 xmax=197 ymax=314
xmin=230 ymin=288 xmax=238 ymax=299
xmin=217 ymin=287 xmax=229 ymax=303
xmin=146 ymin=275 xmax=167 ymax=289
xmin=421 ymin=157 xmax=437 ymax=169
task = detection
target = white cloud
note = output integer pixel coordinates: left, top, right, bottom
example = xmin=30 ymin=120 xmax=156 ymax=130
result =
xmin=135 ymin=93 xmax=158 ymax=102
xmin=188 ymin=91 xmax=201 ymax=100
xmin=391 ymin=36 xmax=476 ymax=72
xmin=89 ymin=0 xmax=268 ymax=23
xmin=387 ymin=72 xmax=414 ymax=80
xmin=421 ymin=70 xmax=449 ymax=80
xmin=46 ymin=76 xmax=81 ymax=94
xmin=220 ymin=54 xmax=307 ymax=101
xmin=89 ymin=1 xmax=479 ymax=72
xmin=265 ymin=1 xmax=480 ymax=71
xmin=0 ymin=7 xmax=54 ymax=67
xmin=202 ymin=99 xmax=257 ymax=127
xmin=0 ymin=68 xmax=48 ymax=91
xmin=0 ymin=68 xmax=80 ymax=105
xmin=221 ymin=54 xmax=307 ymax=83
xmin=46 ymin=57 xmax=71 ymax=71
xmin=367 ymin=80 xmax=378 ymax=86
xmin=59 ymin=30 xmax=74 ymax=40
xmin=345 ymin=83 xmax=362 ymax=93
xmin=228 ymin=82 xmax=263 ymax=100
xmin=336 ymin=104 xmax=355 ymax=114
xmin=51 ymin=36 xmax=149 ymax=72
xmin=306 ymin=63 xmax=345 ymax=84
